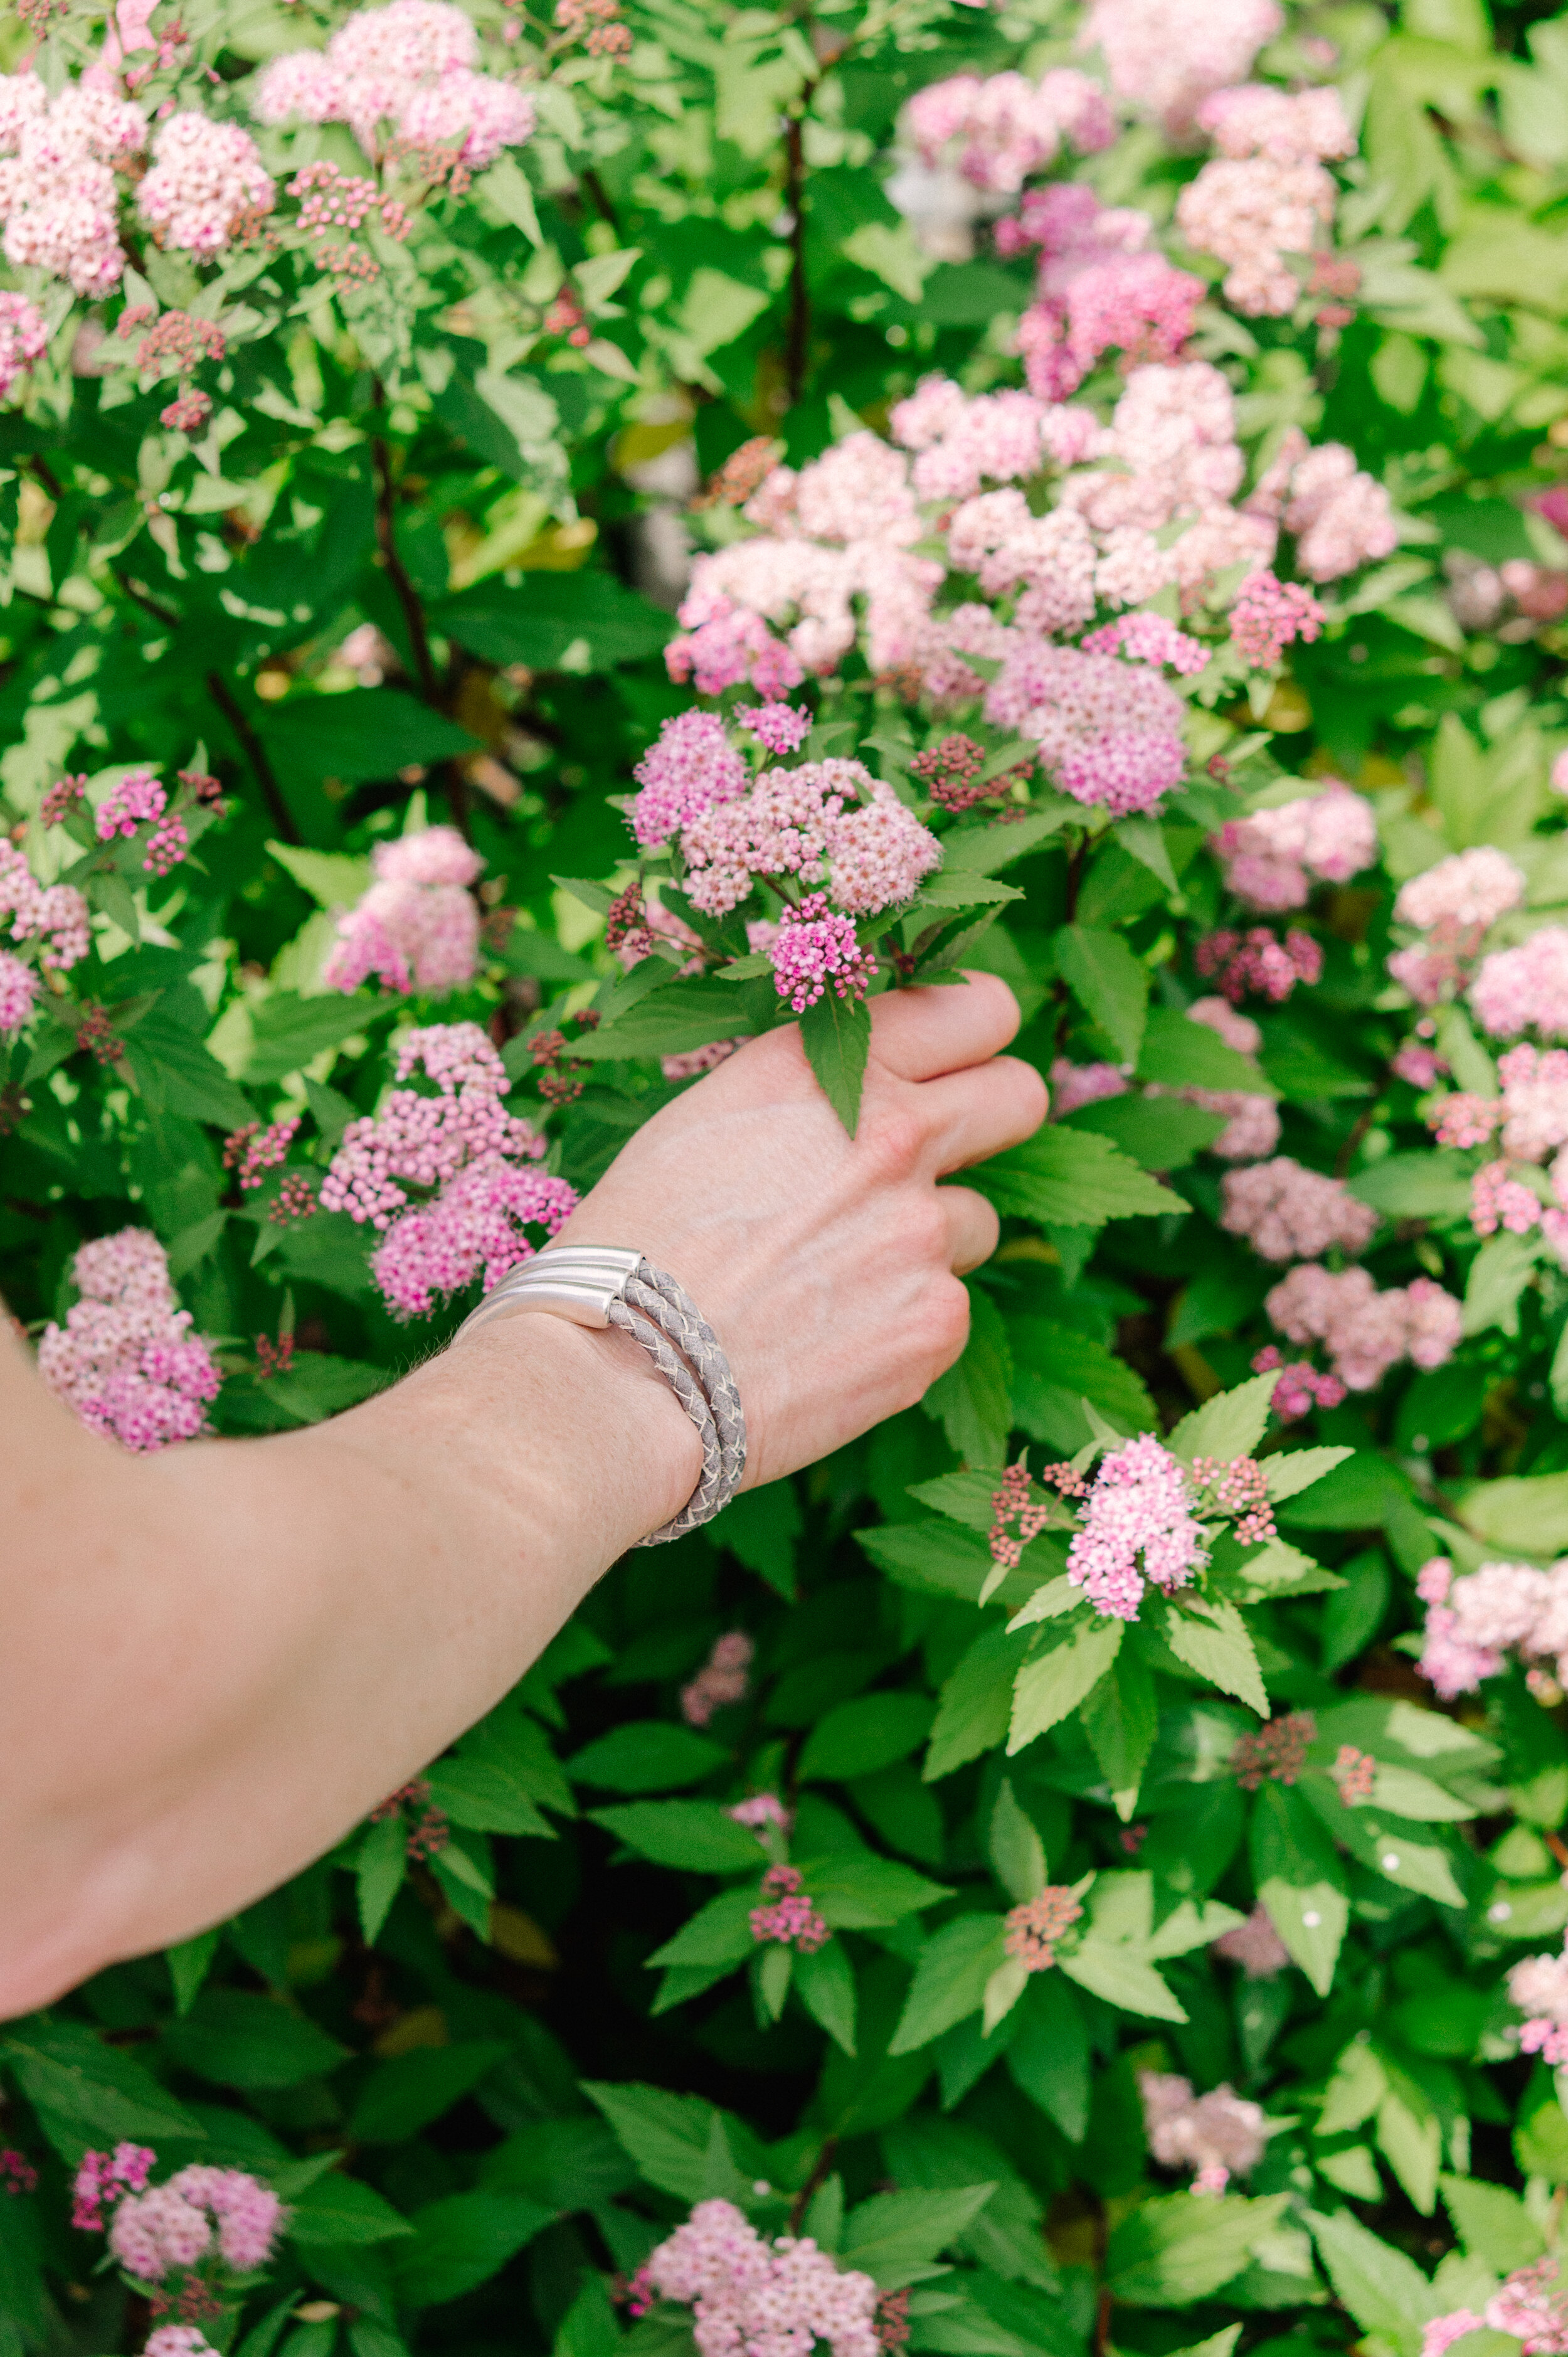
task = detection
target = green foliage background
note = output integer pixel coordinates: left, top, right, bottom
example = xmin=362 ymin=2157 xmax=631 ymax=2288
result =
xmin=13 ymin=0 xmax=1568 ymax=2351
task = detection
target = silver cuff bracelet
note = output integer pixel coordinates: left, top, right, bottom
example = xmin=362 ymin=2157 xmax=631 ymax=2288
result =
xmin=454 ymin=1245 xmax=746 ymax=1546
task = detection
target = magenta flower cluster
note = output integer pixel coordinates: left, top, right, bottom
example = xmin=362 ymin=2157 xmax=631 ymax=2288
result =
xmin=324 ymin=823 xmax=483 ymax=996
xmin=1065 ymin=1434 xmax=1209 ymax=1620
xmin=39 ymin=1229 xmax=222 ymax=1452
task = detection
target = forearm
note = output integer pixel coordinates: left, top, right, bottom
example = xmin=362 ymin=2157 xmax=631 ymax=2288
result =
xmin=0 ymin=1314 xmax=699 ymax=2012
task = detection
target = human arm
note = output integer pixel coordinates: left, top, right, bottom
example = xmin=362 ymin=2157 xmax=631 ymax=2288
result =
xmin=0 ymin=975 xmax=1044 ymax=2014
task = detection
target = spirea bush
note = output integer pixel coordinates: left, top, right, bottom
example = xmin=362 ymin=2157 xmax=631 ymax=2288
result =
xmin=13 ymin=0 xmax=1568 ymax=2351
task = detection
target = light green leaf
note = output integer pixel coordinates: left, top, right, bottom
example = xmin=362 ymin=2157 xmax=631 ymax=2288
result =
xmin=888 ymin=1914 xmax=1008 ymax=2053
xmin=1054 ymin=923 xmax=1148 ymax=1063
xmin=1167 ymin=1372 xmax=1276 ymax=1465
xmin=1162 ymin=1599 xmax=1268 ymax=1717
xmin=1008 ymin=1619 xmax=1123 ymax=1753
xmin=988 ymin=1779 xmax=1047 ymax=1904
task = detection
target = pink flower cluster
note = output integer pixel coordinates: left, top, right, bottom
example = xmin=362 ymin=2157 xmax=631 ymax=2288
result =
xmin=1004 ymin=1886 xmax=1084 ymax=1970
xmin=320 ymin=1024 xmax=573 ymax=1316
xmin=987 ymin=639 xmax=1187 ymax=816
xmin=1005 ymin=184 xmax=1204 ymax=402
xmin=1140 ymin=2070 xmax=1268 ymax=2192
xmin=111 ymin=2168 xmax=283 ymax=2282
xmin=1471 ymin=925 xmax=1568 ymax=1042
xmin=1253 ymin=1347 xmax=1345 ymax=1422
xmin=0 ymin=2149 xmax=36 ymax=2196
xmin=138 ymin=112 xmax=273 ymax=253
xmin=1416 ymin=1556 xmax=1568 ymax=1701
xmin=739 ymin=701 xmax=812 ymax=755
xmin=1066 ymin=1434 xmax=1209 ymax=1620
xmin=1220 ymin=1156 xmax=1378 ymax=1262
xmin=95 ymin=768 xmax=190 ymax=874
xmin=904 ymin=66 xmax=1111 ymax=193
xmin=679 ymin=758 xmax=940 ymax=919
xmin=39 ymin=1229 xmax=222 ymax=1452
xmin=632 ymin=710 xmax=749 ymax=848
xmin=1264 ymin=431 xmax=1397 ymax=583
xmin=729 ymin=1792 xmax=790 ymax=1833
xmin=1177 ymin=86 xmax=1353 ymax=317
xmin=223 ymin=1116 xmax=300 ymax=1192
xmin=1228 ymin=570 xmax=1326 ymax=667
xmin=1078 ymin=0 xmax=1283 ymax=135
xmin=1163 ymin=996 xmax=1279 ymax=1161
xmin=146 ymin=2333 xmax=218 ymax=2357
xmin=988 ymin=1459 xmax=1054 ymax=1571
xmin=769 ymin=894 xmax=876 ymax=1014
xmin=1212 ymin=780 xmax=1377 ymax=912
xmin=255 ymin=0 xmax=535 ymax=168
xmin=73 ymin=2143 xmax=154 ymax=2231
xmin=1232 ymin=1708 xmax=1315 ymax=1787
xmin=750 ymin=1863 xmax=829 ymax=1954
xmin=1196 ymin=925 xmax=1321 ymax=1004
xmin=1333 ymin=1742 xmax=1375 ymax=1803
xmin=323 ymin=824 xmax=482 ymax=995
xmin=0 ymin=74 xmax=146 ymax=295
xmin=1387 ymin=846 xmax=1525 ymax=1006
xmin=1211 ymin=1902 xmax=1291 ymax=1977
xmin=1081 ymin=610 xmax=1209 ymax=673
xmin=1051 ymin=1058 xmax=1129 ymax=1115
xmin=1264 ymin=1264 xmax=1461 ymax=1391
xmin=0 ymin=950 xmax=38 ymax=1033
xmin=634 ymin=2198 xmax=879 ymax=2357
xmin=1510 ymin=1939 xmax=1568 ymax=2067
xmin=1421 ymin=2262 xmax=1568 ymax=2357
xmin=0 ymin=289 xmax=46 ymax=400
xmin=681 ymin=1631 xmax=753 ymax=1727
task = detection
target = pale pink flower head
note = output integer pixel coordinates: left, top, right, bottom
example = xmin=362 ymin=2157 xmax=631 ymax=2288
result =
xmin=1066 ymin=1434 xmax=1208 ymax=1620
xmin=681 ymin=1631 xmax=754 ymax=1728
xmin=1221 ymin=1157 xmax=1378 ymax=1262
xmin=324 ymin=826 xmax=482 ymax=996
xmin=768 ymin=893 xmax=874 ymax=1015
xmin=642 ymin=2197 xmax=879 ymax=2354
xmin=749 ymin=1864 xmax=829 ymax=1953
xmin=1212 ymin=1902 xmax=1290 ymax=1977
xmin=1140 ymin=2070 xmax=1268 ymax=2183
xmin=1197 ymin=83 xmax=1355 ymax=164
xmin=0 ymin=950 xmax=38 ymax=1033
xmin=1283 ymin=444 xmax=1397 ymax=580
xmin=1421 ymin=2316 xmax=1489 ymax=2357
xmin=1212 ymin=782 xmax=1375 ymax=911
xmin=109 ymin=2184 xmax=213 ymax=2281
xmin=631 ymin=710 xmax=748 ymax=848
xmin=396 ymin=70 xmax=534 ymax=165
xmin=0 ymin=291 xmax=46 ymax=400
xmin=1395 ymin=846 xmax=1525 ymax=944
xmin=1004 ymin=1886 xmax=1084 ymax=1971
xmin=1471 ymin=927 xmax=1568 ymax=1042
xmin=1050 ymin=1058 xmax=1128 ymax=1115
xmin=728 ymin=1791 xmax=790 ymax=1832
xmin=1078 ymin=0 xmax=1283 ymax=132
xmin=137 ymin=113 xmax=274 ymax=255
xmin=1189 ymin=996 xmax=1261 ymax=1055
xmin=1228 ymin=570 xmax=1325 ymax=667
xmin=38 ymin=1230 xmax=221 ymax=1453
xmin=164 ymin=2165 xmax=285 ymax=2273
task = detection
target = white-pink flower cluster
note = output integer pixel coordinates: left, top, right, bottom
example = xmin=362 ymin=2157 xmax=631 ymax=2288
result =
xmin=1420 ymin=2263 xmax=1568 ymax=2357
xmin=1263 ymin=430 xmax=1398 ymax=583
xmin=1005 ymin=184 xmax=1204 ymax=401
xmin=904 ymin=66 xmax=1111 ymax=193
xmin=1471 ymin=925 xmax=1568 ymax=1043
xmin=1425 ymin=1043 xmax=1568 ymax=1253
xmin=1140 ymin=2070 xmax=1268 ymax=2193
xmin=1177 ymin=86 xmax=1353 ymax=317
xmin=1211 ymin=1902 xmax=1291 ymax=1977
xmin=677 ymin=756 xmax=940 ymax=918
xmin=0 ymin=290 xmax=46 ymax=402
xmin=138 ymin=111 xmax=273 ymax=254
xmin=1508 ymin=1938 xmax=1568 ymax=2066
xmin=1219 ymin=1156 xmax=1379 ymax=1262
xmin=319 ymin=1023 xmax=576 ymax=1317
xmin=1212 ymin=781 xmax=1377 ymax=911
xmin=634 ymin=2198 xmax=881 ymax=2357
xmin=1078 ymin=0 xmax=1283 ymax=134
xmin=323 ymin=824 xmax=482 ymax=995
xmin=0 ymin=73 xmax=145 ymax=295
xmin=1264 ymin=1264 xmax=1461 ymax=1391
xmin=1066 ymin=1434 xmax=1209 ymax=1620
xmin=1387 ymin=844 xmax=1526 ymax=1008
xmin=109 ymin=2166 xmax=285 ymax=2282
xmin=1417 ymin=1555 xmax=1568 ymax=1703
xmin=255 ymin=1 xmax=535 ymax=168
xmin=38 ymin=1229 xmax=221 ymax=1453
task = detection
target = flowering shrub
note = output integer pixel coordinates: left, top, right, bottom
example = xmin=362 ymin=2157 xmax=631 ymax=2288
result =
xmin=13 ymin=0 xmax=1568 ymax=2351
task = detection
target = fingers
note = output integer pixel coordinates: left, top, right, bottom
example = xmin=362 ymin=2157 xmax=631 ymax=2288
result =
xmin=938 ymin=1184 xmax=999 ymax=1275
xmin=869 ymin=971 xmax=1022 ymax=1082
xmin=919 ymin=1054 xmax=1049 ymax=1176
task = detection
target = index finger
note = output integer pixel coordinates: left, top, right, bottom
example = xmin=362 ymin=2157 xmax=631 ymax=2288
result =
xmin=868 ymin=971 xmax=1022 ymax=1082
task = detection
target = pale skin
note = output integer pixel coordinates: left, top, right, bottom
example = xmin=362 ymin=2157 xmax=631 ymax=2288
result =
xmin=0 ymin=972 xmax=1046 ymax=2019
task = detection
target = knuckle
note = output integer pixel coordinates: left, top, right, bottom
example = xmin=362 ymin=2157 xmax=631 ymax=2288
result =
xmin=863 ymin=1104 xmax=926 ymax=1181
xmin=896 ymin=1189 xmax=948 ymax=1265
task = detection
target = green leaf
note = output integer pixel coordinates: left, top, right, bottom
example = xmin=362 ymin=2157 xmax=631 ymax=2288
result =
xmin=977 ymin=1127 xmax=1183 ymax=1229
xmin=923 ymin=1285 xmax=1013 ymax=1467
xmin=591 ymin=1800 xmax=771 ymax=1873
xmin=839 ymin=2186 xmax=998 ymax=2289
xmin=567 ymin=1723 xmax=728 ymax=1792
xmin=926 ymin=1625 xmax=1025 ymax=1780
xmin=1439 ymin=2174 xmax=1546 ymax=2271
xmin=1057 ymin=1939 xmax=1186 ymax=2023
xmin=800 ymin=1853 xmax=952 ymax=1927
xmin=1005 ymin=1971 xmax=1089 ymax=2141
xmin=395 ymin=2191 xmax=554 ymax=2308
xmin=356 ymin=1812 xmax=407 ymax=1946
xmin=578 ymin=978 xmax=773 ymax=1062
xmin=166 ymin=1927 xmax=222 ymax=2016
xmin=1264 ymin=1445 xmax=1354 ymax=1501
xmin=585 ymin=2084 xmax=748 ymax=2205
xmin=286 ymin=2172 xmax=416 ymax=2247
xmin=988 ymin=1778 xmax=1047 ymax=1903
xmin=1079 ymin=1643 xmax=1160 ymax=1809
xmin=1458 ymin=1468 xmax=1568 ymax=1553
xmin=798 ymin=987 xmax=871 ymax=1135
xmin=124 ymin=1014 xmax=255 ymax=1129
xmin=161 ymin=1989 xmax=351 ymax=2090
xmin=1107 ymin=2194 xmax=1289 ymax=2306
xmin=1251 ymin=1785 xmax=1348 ymax=1995
xmin=1009 ymin=1619 xmax=1123 ymax=1752
xmin=350 ymin=2043 xmax=509 ymax=2144
xmin=1167 ymin=1371 xmax=1276 ymax=1465
xmin=1305 ymin=2209 xmax=1440 ymax=2353
xmin=1065 ymin=1095 xmax=1226 ymax=1171
xmin=1054 ymin=924 xmax=1148 ymax=1063
xmin=798 ymin=1693 xmax=936 ymax=1782
xmin=265 ymin=843 xmax=374 ymax=909
xmin=1347 ymin=1155 xmax=1476 ymax=1218
xmin=1162 ymin=1599 xmax=1268 ymax=1717
xmin=887 ymin=1914 xmax=1009 ymax=2052
xmin=425 ymin=1758 xmax=553 ymax=1838
xmin=795 ymin=1939 xmax=858 ymax=2055
xmin=645 ymin=1888 xmax=757 ymax=1970
xmin=1136 ymin=1006 xmax=1274 ymax=1095
xmin=3 ymin=2021 xmax=208 ymax=2156
xmin=242 ymin=991 xmax=386 ymax=1084
xmin=1463 ymin=1230 xmax=1539 ymax=1337
xmin=258 ymin=690 xmax=482 ymax=787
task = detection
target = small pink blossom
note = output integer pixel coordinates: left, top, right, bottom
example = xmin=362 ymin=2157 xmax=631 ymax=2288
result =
xmin=323 ymin=825 xmax=482 ymax=996
xmin=1221 ymin=1157 xmax=1377 ymax=1262
xmin=1228 ymin=570 xmax=1326 ymax=666
xmin=40 ymin=1233 xmax=221 ymax=1452
xmin=681 ymin=1631 xmax=753 ymax=1727
xmin=768 ymin=893 xmax=875 ymax=1014
xmin=1140 ymin=2070 xmax=1268 ymax=2182
xmin=1066 ymin=1434 xmax=1208 ymax=1620
xmin=1212 ymin=1902 xmax=1290 ymax=1977
xmin=750 ymin=1865 xmax=828 ymax=1952
xmin=1004 ymin=1886 xmax=1083 ymax=1970
xmin=631 ymin=710 xmax=749 ymax=849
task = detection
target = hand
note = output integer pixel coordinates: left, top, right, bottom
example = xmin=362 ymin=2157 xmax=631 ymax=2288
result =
xmin=555 ymin=972 xmax=1047 ymax=1491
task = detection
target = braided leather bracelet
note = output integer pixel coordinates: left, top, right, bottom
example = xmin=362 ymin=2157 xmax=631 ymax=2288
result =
xmin=454 ymin=1246 xmax=746 ymax=1546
